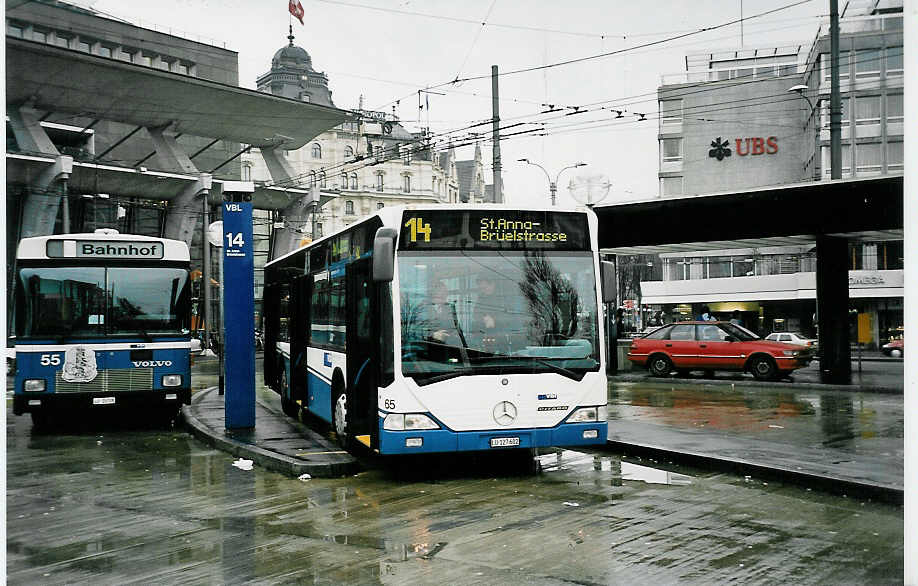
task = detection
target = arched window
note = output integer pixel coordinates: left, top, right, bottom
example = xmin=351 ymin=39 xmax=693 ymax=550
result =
xmin=341 ymin=173 xmax=348 ymax=189
xmin=376 ymin=173 xmax=384 ymax=191
xmin=344 ymin=145 xmax=354 ymax=158
xmin=311 ymin=143 xmax=322 ymax=159
xmin=319 ymin=171 xmax=326 ymax=188
xmin=345 ymin=200 xmax=355 ymax=215
xmin=308 ymin=170 xmax=316 ymax=187
xmin=403 ymin=175 xmax=411 ymax=193
xmin=350 ymin=173 xmax=358 ymax=189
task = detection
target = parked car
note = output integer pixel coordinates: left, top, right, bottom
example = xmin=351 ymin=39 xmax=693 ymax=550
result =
xmin=881 ymin=339 xmax=903 ymax=358
xmin=765 ymin=332 xmax=818 ymax=350
xmin=627 ymin=321 xmax=814 ymax=381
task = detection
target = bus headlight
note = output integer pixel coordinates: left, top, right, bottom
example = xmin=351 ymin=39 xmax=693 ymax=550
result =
xmin=383 ymin=413 xmax=440 ymax=431
xmin=161 ymin=374 xmax=183 ymax=387
xmin=567 ymin=405 xmax=608 ymax=423
xmin=24 ymin=379 xmax=46 ymax=392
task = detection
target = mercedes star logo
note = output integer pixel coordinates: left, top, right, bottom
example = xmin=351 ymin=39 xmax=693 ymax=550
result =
xmin=493 ymin=401 xmax=518 ymax=426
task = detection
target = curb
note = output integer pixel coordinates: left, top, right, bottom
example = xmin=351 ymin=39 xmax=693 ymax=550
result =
xmin=607 ymin=439 xmax=903 ymax=505
xmin=182 ymin=387 xmax=359 ymax=478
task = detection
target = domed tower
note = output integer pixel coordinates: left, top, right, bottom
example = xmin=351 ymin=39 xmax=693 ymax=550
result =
xmin=256 ymin=26 xmax=335 ymax=107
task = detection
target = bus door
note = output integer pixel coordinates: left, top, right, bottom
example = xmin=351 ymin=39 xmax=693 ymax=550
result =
xmin=289 ymin=275 xmax=311 ymax=408
xmin=345 ymin=257 xmax=379 ymax=449
xmin=262 ymin=283 xmax=279 ymax=388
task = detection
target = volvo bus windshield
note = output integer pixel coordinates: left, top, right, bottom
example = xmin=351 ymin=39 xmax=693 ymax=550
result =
xmin=15 ymin=266 xmax=190 ymax=338
xmin=399 ymin=251 xmax=600 ymax=384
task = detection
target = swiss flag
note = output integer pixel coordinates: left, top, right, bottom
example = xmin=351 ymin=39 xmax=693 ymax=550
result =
xmin=289 ymin=0 xmax=304 ymax=24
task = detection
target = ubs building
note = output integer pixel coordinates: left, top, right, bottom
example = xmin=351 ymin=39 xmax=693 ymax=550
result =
xmin=643 ymin=0 xmax=904 ymax=348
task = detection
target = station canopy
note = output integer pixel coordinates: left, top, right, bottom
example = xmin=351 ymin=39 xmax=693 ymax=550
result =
xmin=6 ymin=37 xmax=355 ymax=209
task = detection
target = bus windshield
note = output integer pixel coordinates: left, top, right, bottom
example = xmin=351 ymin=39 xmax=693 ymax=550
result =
xmin=16 ymin=266 xmax=190 ymax=338
xmin=399 ymin=251 xmax=600 ymax=383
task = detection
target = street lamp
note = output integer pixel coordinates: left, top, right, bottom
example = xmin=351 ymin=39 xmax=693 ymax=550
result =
xmin=517 ymin=158 xmax=586 ymax=206
xmin=787 ymin=84 xmax=821 ymax=180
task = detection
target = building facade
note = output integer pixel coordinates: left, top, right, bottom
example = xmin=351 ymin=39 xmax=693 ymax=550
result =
xmin=245 ymin=33 xmax=493 ymax=238
xmin=645 ymin=0 xmax=904 ymax=347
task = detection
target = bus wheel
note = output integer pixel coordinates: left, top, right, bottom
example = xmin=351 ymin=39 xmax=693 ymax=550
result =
xmin=333 ymin=391 xmax=349 ymax=448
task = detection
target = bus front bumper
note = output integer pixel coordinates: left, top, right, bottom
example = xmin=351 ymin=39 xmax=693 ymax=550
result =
xmin=378 ymin=420 xmax=608 ymax=455
xmin=13 ymin=389 xmax=191 ymax=415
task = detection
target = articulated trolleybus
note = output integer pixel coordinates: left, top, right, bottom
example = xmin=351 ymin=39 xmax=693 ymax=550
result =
xmin=263 ymin=205 xmax=612 ymax=455
xmin=13 ymin=230 xmax=193 ymax=425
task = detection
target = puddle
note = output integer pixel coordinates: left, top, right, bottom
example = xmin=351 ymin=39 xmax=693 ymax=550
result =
xmin=537 ymin=450 xmax=693 ymax=486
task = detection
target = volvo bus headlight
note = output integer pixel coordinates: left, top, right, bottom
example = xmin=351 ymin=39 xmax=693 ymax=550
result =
xmin=24 ymin=379 xmax=46 ymax=392
xmin=567 ymin=405 xmax=607 ymax=423
xmin=383 ymin=413 xmax=440 ymax=431
xmin=161 ymin=374 xmax=183 ymax=387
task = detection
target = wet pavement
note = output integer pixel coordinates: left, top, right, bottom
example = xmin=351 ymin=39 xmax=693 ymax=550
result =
xmin=5 ymin=354 xmax=905 ymax=583
xmin=5 ymin=412 xmax=904 ymax=585
xmin=186 ymin=355 xmax=903 ymax=501
xmin=607 ymin=381 xmax=903 ymax=500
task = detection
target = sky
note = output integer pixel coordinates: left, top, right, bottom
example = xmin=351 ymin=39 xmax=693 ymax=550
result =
xmin=83 ymin=0 xmax=828 ymax=207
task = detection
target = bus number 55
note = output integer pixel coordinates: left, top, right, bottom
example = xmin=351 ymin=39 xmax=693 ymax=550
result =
xmin=40 ymin=354 xmax=61 ymax=366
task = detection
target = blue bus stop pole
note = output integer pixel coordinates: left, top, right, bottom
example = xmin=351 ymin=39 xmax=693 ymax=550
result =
xmin=221 ymin=182 xmax=256 ymax=429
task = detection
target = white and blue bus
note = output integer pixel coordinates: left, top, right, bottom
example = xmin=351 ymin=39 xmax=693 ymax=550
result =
xmin=12 ymin=230 xmax=193 ymax=425
xmin=263 ymin=205 xmax=612 ymax=455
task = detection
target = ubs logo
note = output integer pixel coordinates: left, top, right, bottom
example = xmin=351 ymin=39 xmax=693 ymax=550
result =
xmin=709 ymin=136 xmax=779 ymax=161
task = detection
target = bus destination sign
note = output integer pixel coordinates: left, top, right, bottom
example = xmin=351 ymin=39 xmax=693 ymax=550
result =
xmin=46 ymin=240 xmax=164 ymax=259
xmin=399 ymin=210 xmax=588 ymax=251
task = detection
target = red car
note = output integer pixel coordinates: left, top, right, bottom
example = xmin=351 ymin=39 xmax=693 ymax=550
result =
xmin=881 ymin=339 xmax=903 ymax=358
xmin=627 ymin=321 xmax=813 ymax=381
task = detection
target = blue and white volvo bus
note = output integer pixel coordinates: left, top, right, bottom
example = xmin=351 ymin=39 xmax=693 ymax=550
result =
xmin=12 ymin=230 xmax=193 ymax=425
xmin=263 ymin=205 xmax=612 ymax=455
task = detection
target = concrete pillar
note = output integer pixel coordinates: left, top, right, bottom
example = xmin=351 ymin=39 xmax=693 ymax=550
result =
xmin=272 ymin=186 xmax=319 ymax=259
xmin=816 ymin=235 xmax=851 ymax=384
xmin=147 ymin=125 xmax=198 ymax=174
xmin=20 ymin=156 xmax=73 ymax=237
xmin=8 ymin=105 xmax=76 ymax=237
xmin=163 ymin=174 xmax=212 ymax=247
xmin=260 ymin=147 xmax=323 ymax=260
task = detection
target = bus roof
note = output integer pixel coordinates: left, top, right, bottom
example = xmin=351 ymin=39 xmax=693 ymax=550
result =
xmin=16 ymin=232 xmax=190 ymax=262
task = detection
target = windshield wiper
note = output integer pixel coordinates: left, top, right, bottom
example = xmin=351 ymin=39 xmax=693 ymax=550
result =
xmin=529 ymin=358 xmax=580 ymax=380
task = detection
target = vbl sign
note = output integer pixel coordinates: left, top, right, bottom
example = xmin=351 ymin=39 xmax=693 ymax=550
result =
xmin=708 ymin=136 xmax=778 ymax=161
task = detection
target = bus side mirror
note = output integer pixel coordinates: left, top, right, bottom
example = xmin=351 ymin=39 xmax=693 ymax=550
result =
xmin=600 ymin=261 xmax=615 ymax=304
xmin=372 ymin=227 xmax=398 ymax=282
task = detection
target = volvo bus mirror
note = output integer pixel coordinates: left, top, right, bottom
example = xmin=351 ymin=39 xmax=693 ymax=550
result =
xmin=372 ymin=228 xmax=397 ymax=282
xmin=600 ymin=261 xmax=615 ymax=303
